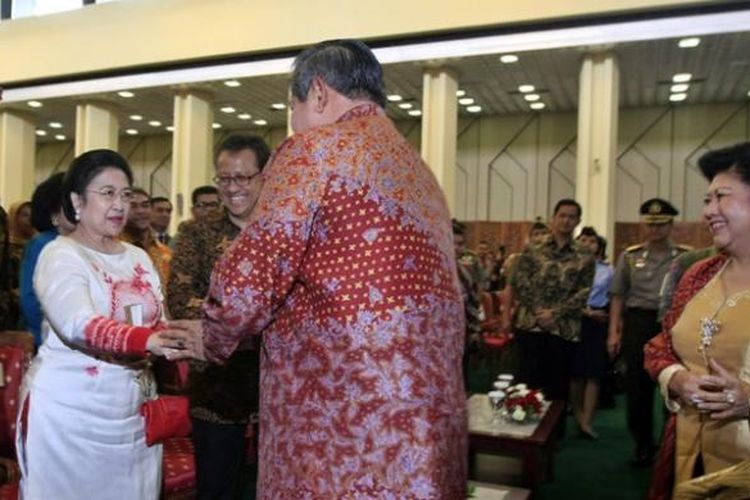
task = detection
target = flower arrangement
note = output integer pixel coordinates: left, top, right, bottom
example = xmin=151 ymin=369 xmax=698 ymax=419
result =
xmin=502 ymin=384 xmax=546 ymax=423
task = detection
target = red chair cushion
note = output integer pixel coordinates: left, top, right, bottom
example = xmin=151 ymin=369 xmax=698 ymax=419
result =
xmin=162 ymin=436 xmax=196 ymax=495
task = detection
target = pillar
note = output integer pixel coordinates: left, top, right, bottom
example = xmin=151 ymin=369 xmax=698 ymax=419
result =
xmin=421 ymin=67 xmax=458 ymax=214
xmin=75 ymin=101 xmax=119 ymax=155
xmin=171 ymin=90 xmax=213 ymax=230
xmin=576 ymin=53 xmax=619 ymax=252
xmin=0 ymin=110 xmax=36 ymax=207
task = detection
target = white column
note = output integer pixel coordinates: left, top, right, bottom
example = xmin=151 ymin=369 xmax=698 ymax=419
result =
xmin=421 ymin=67 xmax=458 ymax=215
xmin=576 ymin=53 xmax=619 ymax=250
xmin=0 ymin=110 xmax=36 ymax=207
xmin=171 ymin=90 xmax=214 ymax=230
xmin=75 ymin=101 xmax=119 ymax=155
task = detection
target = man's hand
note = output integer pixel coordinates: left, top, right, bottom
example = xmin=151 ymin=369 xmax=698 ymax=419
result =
xmin=162 ymin=319 xmax=206 ymax=361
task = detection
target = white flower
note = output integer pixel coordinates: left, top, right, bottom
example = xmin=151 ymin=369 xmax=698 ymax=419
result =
xmin=517 ymin=389 xmax=530 ymax=397
xmin=514 ymin=384 xmax=527 ymax=392
xmin=535 ymin=392 xmax=545 ymax=402
xmin=511 ymin=406 xmax=527 ymax=422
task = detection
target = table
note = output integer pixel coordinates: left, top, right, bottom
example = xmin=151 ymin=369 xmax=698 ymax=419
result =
xmin=467 ymin=394 xmax=564 ymax=488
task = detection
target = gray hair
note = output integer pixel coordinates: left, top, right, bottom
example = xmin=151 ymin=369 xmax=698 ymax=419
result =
xmin=291 ymin=39 xmax=386 ymax=108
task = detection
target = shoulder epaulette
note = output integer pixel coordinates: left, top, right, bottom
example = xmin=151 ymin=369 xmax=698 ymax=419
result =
xmin=676 ymin=244 xmax=693 ymax=252
xmin=625 ymin=243 xmax=645 ymax=253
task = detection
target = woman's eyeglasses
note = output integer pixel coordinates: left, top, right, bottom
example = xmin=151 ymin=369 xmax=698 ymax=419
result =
xmin=86 ymin=188 xmax=135 ymax=203
xmin=212 ymin=173 xmax=261 ymax=187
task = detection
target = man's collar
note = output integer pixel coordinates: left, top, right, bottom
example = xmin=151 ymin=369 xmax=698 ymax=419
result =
xmin=336 ymin=103 xmax=383 ymax=123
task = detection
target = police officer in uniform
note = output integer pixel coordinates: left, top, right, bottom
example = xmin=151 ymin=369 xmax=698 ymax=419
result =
xmin=607 ymin=198 xmax=689 ymax=466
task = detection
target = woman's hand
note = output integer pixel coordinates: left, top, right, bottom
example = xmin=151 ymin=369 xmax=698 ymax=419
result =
xmin=667 ymin=369 xmax=705 ymax=407
xmin=693 ymin=359 xmax=750 ymax=420
xmin=146 ymin=324 xmax=204 ymax=361
xmin=165 ymin=320 xmax=206 ymax=361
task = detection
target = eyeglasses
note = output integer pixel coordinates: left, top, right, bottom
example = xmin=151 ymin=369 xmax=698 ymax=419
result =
xmin=86 ymin=188 xmax=135 ymax=203
xmin=212 ymin=172 xmax=261 ymax=187
xmin=194 ymin=201 xmax=221 ymax=209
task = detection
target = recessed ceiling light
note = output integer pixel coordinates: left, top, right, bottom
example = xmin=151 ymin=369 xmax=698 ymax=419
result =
xmin=518 ymin=85 xmax=535 ymax=93
xmin=129 ymin=115 xmax=143 ymax=121
xmin=220 ymin=106 xmax=236 ymax=114
xmin=458 ymin=97 xmax=475 ymax=106
xmin=672 ymin=73 xmax=692 ymax=83
xmin=678 ymin=37 xmax=701 ymax=48
xmin=499 ymin=54 xmax=519 ymax=64
xmin=466 ymin=105 xmax=482 ymax=113
xmin=49 ymin=122 xmax=62 ymax=129
xmin=125 ymin=129 xmax=138 ymax=135
xmin=27 ymin=100 xmax=43 ymax=108
xmin=670 ymin=84 xmax=689 ymax=93
xmin=524 ymin=94 xmax=541 ymax=102
xmin=387 ymin=94 xmax=403 ymax=102
xmin=456 ymin=90 xmax=466 ymax=97
xmin=253 ymin=119 xmax=268 ymax=126
xmin=166 ymin=125 xmax=175 ymax=132
xmin=398 ymin=103 xmax=413 ymax=110
xmin=212 ymin=123 xmax=222 ymax=129
xmin=54 ymin=134 xmax=66 ymax=141
xmin=224 ymin=80 xmax=241 ymax=87
xmin=408 ymin=110 xmax=422 ymax=117
xmin=669 ymin=93 xmax=688 ymax=102
xmin=237 ymin=113 xmax=252 ymax=120
xmin=148 ymin=120 xmax=162 ymax=127
xmin=117 ymin=91 xmax=135 ymax=98
xmin=530 ymin=102 xmax=546 ymax=110
xmin=270 ymin=103 xmax=286 ymax=110
xmin=35 ymin=129 xmax=47 ymax=136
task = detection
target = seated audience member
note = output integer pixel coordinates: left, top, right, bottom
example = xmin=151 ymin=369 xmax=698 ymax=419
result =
xmin=570 ymin=227 xmax=613 ymax=439
xmin=17 ymin=149 xmax=195 ymax=500
xmin=121 ymin=188 xmax=171 ymax=283
xmin=645 ymin=142 xmax=750 ymax=499
xmin=150 ymin=196 xmax=173 ymax=245
xmin=168 ymin=134 xmax=269 ymax=500
xmin=20 ymin=173 xmax=76 ymax=346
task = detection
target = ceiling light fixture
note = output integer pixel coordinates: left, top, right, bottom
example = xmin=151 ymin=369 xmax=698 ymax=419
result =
xmin=398 ymin=103 xmax=413 ymax=110
xmin=670 ymin=83 xmax=689 ymax=93
xmin=387 ymin=94 xmax=403 ymax=102
xmin=530 ymin=102 xmax=546 ymax=110
xmin=224 ymin=80 xmax=242 ymax=87
xmin=270 ymin=103 xmax=286 ymax=110
xmin=253 ymin=119 xmax=268 ymax=126
xmin=456 ymin=90 xmax=466 ymax=97
xmin=49 ymin=122 xmax=63 ymax=129
xmin=35 ymin=129 xmax=47 ymax=136
xmin=678 ymin=37 xmax=700 ymax=48
xmin=117 ymin=91 xmax=135 ymax=98
xmin=408 ymin=110 xmax=422 ymax=117
xmin=125 ymin=129 xmax=138 ymax=135
xmin=669 ymin=93 xmax=688 ymax=102
xmin=212 ymin=123 xmax=222 ymax=129
xmin=166 ymin=126 xmax=175 ymax=132
xmin=466 ymin=105 xmax=482 ymax=113
xmin=148 ymin=120 xmax=162 ymax=127
xmin=54 ymin=134 xmax=66 ymax=141
xmin=499 ymin=54 xmax=519 ymax=64
xmin=458 ymin=97 xmax=475 ymax=106
xmin=237 ymin=113 xmax=252 ymax=120
xmin=220 ymin=106 xmax=236 ymax=114
xmin=27 ymin=100 xmax=43 ymax=108
xmin=129 ymin=114 xmax=143 ymax=121
xmin=524 ymin=94 xmax=540 ymax=102
xmin=518 ymin=85 xmax=535 ymax=93
xmin=672 ymin=73 xmax=692 ymax=83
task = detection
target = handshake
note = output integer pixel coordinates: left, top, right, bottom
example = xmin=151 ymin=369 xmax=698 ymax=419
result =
xmin=146 ymin=320 xmax=206 ymax=361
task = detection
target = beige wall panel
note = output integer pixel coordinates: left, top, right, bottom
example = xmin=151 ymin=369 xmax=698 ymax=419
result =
xmin=1 ymin=0 xmax=706 ymax=84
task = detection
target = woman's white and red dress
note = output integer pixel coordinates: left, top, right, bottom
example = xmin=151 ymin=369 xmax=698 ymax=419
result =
xmin=17 ymin=236 xmax=163 ymax=500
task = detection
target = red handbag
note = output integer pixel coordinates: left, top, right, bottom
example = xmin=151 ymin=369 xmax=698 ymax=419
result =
xmin=140 ymin=395 xmax=192 ymax=446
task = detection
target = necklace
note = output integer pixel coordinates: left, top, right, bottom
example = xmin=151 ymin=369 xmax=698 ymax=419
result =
xmin=697 ymin=260 xmax=750 ymax=367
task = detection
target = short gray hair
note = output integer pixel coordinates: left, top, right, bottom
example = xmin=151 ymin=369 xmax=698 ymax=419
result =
xmin=291 ymin=39 xmax=386 ymax=108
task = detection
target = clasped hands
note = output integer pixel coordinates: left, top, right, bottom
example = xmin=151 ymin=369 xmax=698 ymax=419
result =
xmin=668 ymin=358 xmax=750 ymax=420
xmin=146 ymin=320 xmax=206 ymax=361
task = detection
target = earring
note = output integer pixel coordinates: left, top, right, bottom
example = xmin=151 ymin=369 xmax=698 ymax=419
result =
xmin=75 ymin=209 xmax=81 ymax=221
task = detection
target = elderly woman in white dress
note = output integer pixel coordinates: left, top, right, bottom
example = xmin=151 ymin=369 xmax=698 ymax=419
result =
xmin=17 ymin=149 xmax=196 ymax=500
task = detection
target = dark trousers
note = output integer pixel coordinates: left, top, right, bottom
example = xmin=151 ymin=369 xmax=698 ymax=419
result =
xmin=515 ymin=329 xmax=573 ymax=402
xmin=622 ymin=308 xmax=660 ymax=455
xmin=192 ymin=418 xmax=247 ymax=500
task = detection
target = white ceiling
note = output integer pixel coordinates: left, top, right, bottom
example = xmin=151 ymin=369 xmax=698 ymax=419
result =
xmin=3 ymin=31 xmax=750 ymax=143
